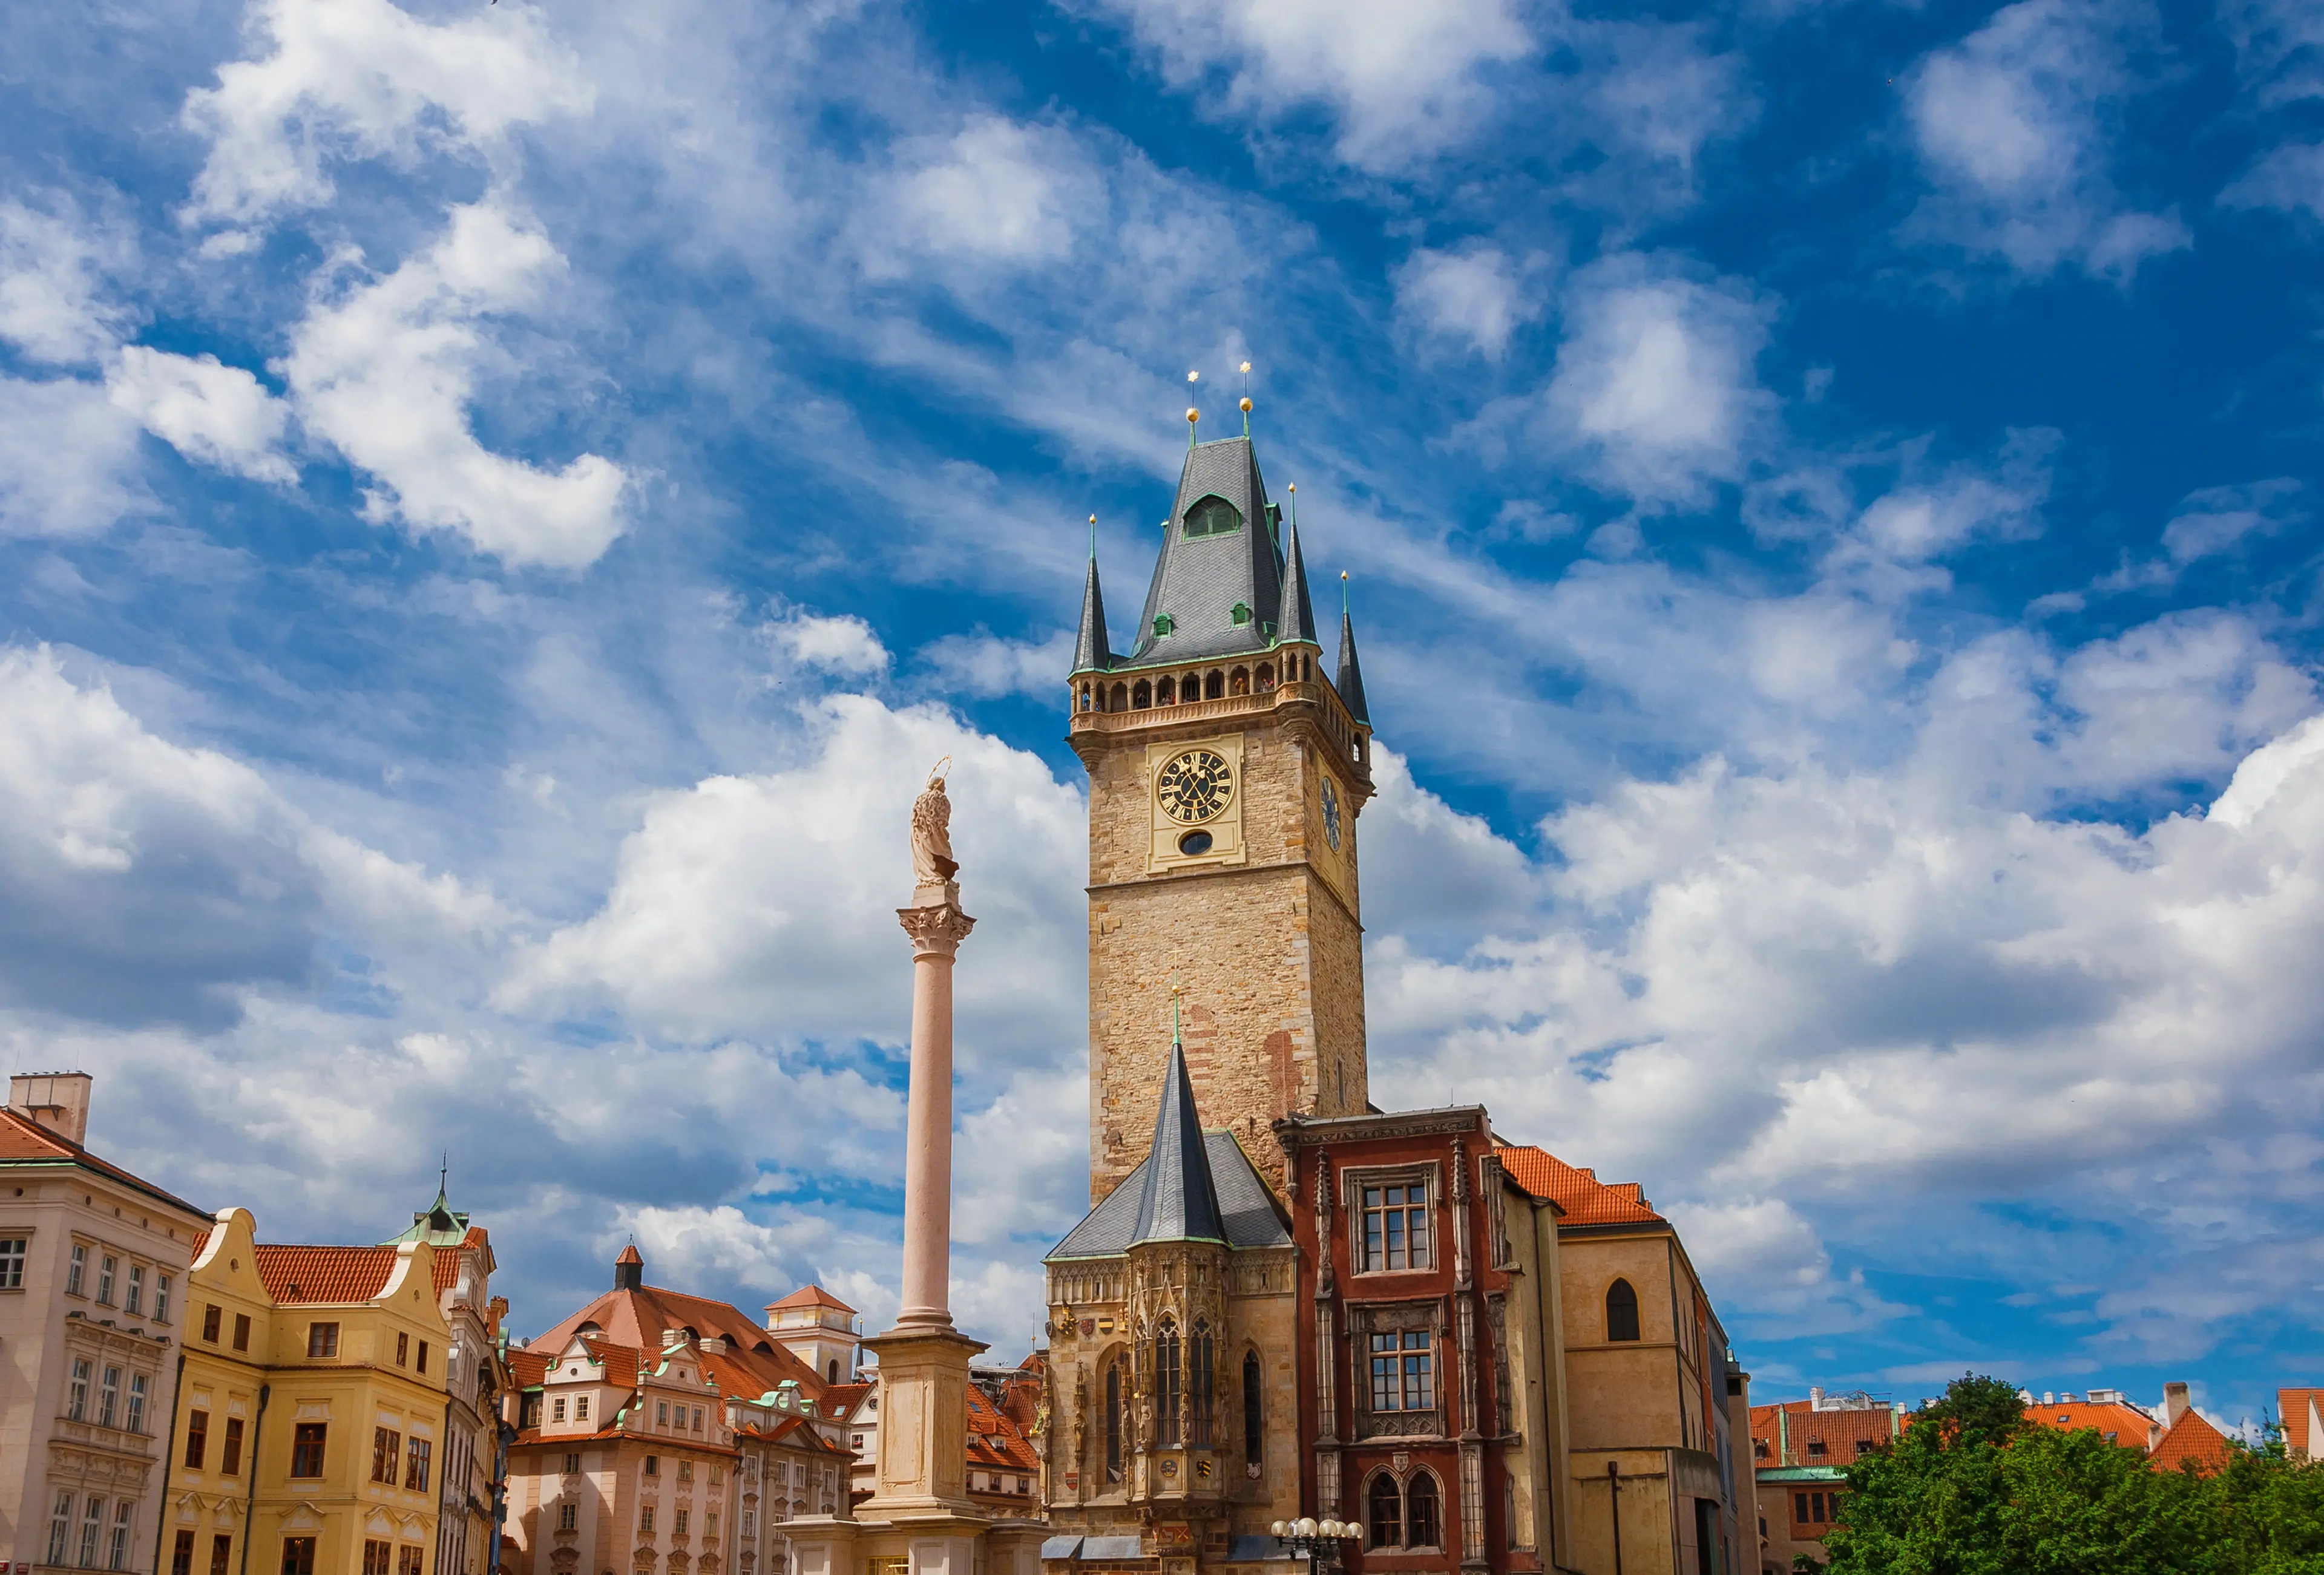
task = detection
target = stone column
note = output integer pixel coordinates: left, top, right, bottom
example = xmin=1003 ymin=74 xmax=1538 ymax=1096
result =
xmin=896 ymin=889 xmax=974 ymax=1330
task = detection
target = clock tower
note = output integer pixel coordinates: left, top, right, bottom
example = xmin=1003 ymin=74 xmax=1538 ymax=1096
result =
xmin=1068 ymin=430 xmax=1375 ymax=1204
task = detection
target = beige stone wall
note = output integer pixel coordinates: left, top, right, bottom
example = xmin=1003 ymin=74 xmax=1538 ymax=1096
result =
xmin=1083 ymin=696 xmax=1372 ymax=1204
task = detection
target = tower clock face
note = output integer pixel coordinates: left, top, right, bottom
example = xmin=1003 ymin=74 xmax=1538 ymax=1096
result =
xmin=1321 ymin=775 xmax=1343 ymax=851
xmin=1157 ymin=748 xmax=1235 ymax=824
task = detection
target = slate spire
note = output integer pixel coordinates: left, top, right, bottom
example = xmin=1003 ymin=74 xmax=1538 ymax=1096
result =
xmin=1128 ymin=1027 xmax=1226 ymax=1247
xmin=1128 ymin=436 xmax=1285 ymax=665
xmin=1276 ymin=494 xmax=1318 ymax=649
xmin=1073 ymin=550 xmax=1113 ymax=675
xmin=1336 ymin=605 xmax=1370 ymax=725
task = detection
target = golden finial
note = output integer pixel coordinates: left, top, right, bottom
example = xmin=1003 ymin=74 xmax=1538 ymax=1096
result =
xmin=1239 ymin=398 xmax=1252 ymax=412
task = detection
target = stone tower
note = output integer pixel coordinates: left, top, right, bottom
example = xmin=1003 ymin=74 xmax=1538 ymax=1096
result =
xmin=1069 ymin=433 xmax=1375 ymax=1203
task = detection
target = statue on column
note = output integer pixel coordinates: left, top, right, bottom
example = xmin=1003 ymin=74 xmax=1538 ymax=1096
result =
xmin=910 ymin=759 xmax=959 ymax=889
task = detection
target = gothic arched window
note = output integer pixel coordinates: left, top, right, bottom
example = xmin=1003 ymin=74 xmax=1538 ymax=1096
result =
xmin=1407 ymin=1472 xmax=1442 ymax=1548
xmin=1241 ymin=1349 xmax=1263 ymax=1465
xmin=1105 ymin=1363 xmax=1123 ymax=1483
xmin=1155 ymin=1320 xmax=1183 ymax=1446
xmin=1367 ymin=1473 xmax=1403 ymax=1550
xmin=1132 ymin=680 xmax=1151 ymax=709
xmin=1606 ymin=1279 xmax=1641 ymax=1343
xmin=1157 ymin=675 xmax=1176 ymax=706
xmin=1190 ymin=1320 xmax=1215 ymax=1446
xmin=1184 ymin=496 xmax=1242 ymax=538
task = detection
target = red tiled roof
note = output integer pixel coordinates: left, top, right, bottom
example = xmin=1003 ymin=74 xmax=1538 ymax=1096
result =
xmin=1496 ymin=1145 xmax=1665 ymax=1226
xmin=532 ymin=1282 xmax=826 ymax=1401
xmin=767 ymin=1284 xmax=857 ymax=1314
xmin=2152 ymin=1409 xmax=2234 ymax=1476
xmin=0 ymin=1107 xmax=207 ymax=1217
xmin=2279 ymin=1389 xmax=2324 ymax=1457
xmin=821 ymin=1381 xmax=873 ymax=1421
xmin=254 ymin=1244 xmax=399 ymax=1305
xmin=1748 ymin=1401 xmax=1900 ymax=1468
xmin=2023 ymin=1400 xmax=2161 ymax=1450
xmin=510 ymin=1349 xmax=552 ymax=1389
xmin=965 ymin=1380 xmax=1039 ymax=1472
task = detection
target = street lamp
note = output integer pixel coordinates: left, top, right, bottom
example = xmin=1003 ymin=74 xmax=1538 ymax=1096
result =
xmin=1270 ymin=1517 xmax=1357 ymax=1575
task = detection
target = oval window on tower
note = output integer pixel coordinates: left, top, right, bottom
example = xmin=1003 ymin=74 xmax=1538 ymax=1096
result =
xmin=1178 ymin=830 xmax=1214 ymax=857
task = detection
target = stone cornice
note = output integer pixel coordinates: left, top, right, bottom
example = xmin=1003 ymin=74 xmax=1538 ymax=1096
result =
xmin=895 ymin=905 xmax=976 ymax=960
xmin=1272 ymin=1109 xmax=1490 ymax=1147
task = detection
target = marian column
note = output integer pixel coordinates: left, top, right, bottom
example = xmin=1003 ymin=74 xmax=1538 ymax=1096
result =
xmin=898 ymin=771 xmax=974 ymax=1329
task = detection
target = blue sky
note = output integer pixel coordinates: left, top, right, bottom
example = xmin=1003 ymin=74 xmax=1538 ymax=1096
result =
xmin=3 ymin=0 xmax=2323 ymax=1426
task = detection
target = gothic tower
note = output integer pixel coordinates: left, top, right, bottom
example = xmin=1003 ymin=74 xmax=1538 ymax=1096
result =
xmin=1069 ymin=433 xmax=1375 ymax=1203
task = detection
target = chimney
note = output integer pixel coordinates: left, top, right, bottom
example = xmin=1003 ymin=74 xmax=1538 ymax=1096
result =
xmin=2165 ymin=1383 xmax=2191 ymax=1426
xmin=10 ymin=1073 xmax=92 ymax=1147
xmin=700 ymin=1335 xmax=727 ymax=1355
xmin=614 ymin=1243 xmax=643 ymax=1292
xmin=1810 ymin=1386 xmax=1825 ymax=1410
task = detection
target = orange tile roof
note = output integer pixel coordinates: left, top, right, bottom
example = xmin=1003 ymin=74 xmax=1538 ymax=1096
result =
xmin=1496 ymin=1145 xmax=1665 ymax=1226
xmin=965 ymin=1379 xmax=1040 ymax=1472
xmin=2022 ymin=1400 xmax=2160 ymax=1450
xmin=510 ymin=1349 xmax=552 ymax=1389
xmin=2152 ymin=1409 xmax=2234 ymax=1476
xmin=1749 ymin=1400 xmax=1900 ymax=1467
xmin=254 ymin=1244 xmax=399 ymax=1305
xmin=821 ymin=1381 xmax=874 ymax=1421
xmin=531 ymin=1280 xmax=827 ymax=1401
xmin=767 ymin=1284 xmax=857 ymax=1314
xmin=0 ymin=1107 xmax=206 ymax=1216
xmin=2279 ymin=1389 xmax=2324 ymax=1457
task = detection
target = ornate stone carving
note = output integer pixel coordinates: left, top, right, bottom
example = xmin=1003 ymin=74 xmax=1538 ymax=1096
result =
xmin=910 ymin=765 xmax=958 ymax=888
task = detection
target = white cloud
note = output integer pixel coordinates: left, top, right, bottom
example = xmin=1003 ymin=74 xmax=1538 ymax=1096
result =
xmin=0 ymin=378 xmax=145 ymax=537
xmin=763 ymin=610 xmax=891 ymax=677
xmin=917 ymin=630 xmax=1074 ymax=701
xmin=880 ymin=118 xmax=1082 ymax=268
xmin=181 ymin=0 xmax=592 ymax=230
xmin=0 ymin=197 xmax=136 ymax=365
xmin=1394 ymin=245 xmax=1535 ymax=359
xmin=1903 ymin=0 xmax=2187 ymax=282
xmin=2162 ymin=479 xmax=2303 ymax=563
xmin=2223 ymin=141 xmax=2324 ymax=221
xmin=281 ymin=199 xmax=629 ymax=568
xmin=107 ymin=347 xmax=297 ymax=484
xmin=1079 ymin=0 xmax=1531 ymax=170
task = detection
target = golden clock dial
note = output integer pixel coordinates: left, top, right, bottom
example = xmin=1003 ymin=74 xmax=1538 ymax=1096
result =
xmin=1157 ymin=748 xmax=1235 ymax=825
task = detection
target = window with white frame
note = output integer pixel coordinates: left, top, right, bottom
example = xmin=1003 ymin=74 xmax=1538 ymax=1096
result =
xmin=0 ymin=1236 xmax=25 ymax=1289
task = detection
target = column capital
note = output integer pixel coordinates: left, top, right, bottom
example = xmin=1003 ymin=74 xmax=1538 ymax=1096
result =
xmin=898 ymin=903 xmax=976 ymax=959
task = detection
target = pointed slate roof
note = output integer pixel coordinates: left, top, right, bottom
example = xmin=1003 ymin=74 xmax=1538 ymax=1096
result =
xmin=1129 ymin=1038 xmax=1226 ymax=1246
xmin=1073 ymin=554 xmax=1113 ymax=675
xmin=1046 ymin=1132 xmax=1290 ymax=1260
xmin=1336 ymin=609 xmax=1370 ymax=725
xmin=1126 ymin=437 xmax=1285 ymax=666
xmin=1276 ymin=504 xmax=1318 ymax=648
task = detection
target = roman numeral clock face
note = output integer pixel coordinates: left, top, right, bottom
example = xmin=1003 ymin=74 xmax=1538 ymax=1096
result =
xmin=1157 ymin=748 xmax=1235 ymax=824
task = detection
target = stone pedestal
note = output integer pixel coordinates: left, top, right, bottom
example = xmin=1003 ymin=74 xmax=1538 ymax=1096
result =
xmin=859 ymin=1323 xmax=988 ymax=1518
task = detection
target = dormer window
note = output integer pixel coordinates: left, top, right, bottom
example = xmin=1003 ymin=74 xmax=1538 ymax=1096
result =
xmin=1152 ymin=614 xmax=1175 ymax=638
xmin=1183 ymin=496 xmax=1242 ymax=538
xmin=1230 ymin=603 xmax=1251 ymax=626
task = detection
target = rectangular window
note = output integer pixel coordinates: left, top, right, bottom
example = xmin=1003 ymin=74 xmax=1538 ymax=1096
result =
xmin=416 ymin=1341 xmax=427 ymax=1375
xmin=656 ymin=1401 xmax=669 ymax=1426
xmin=373 ymin=1427 xmax=402 ymax=1483
xmin=186 ymin=1409 xmax=210 ymax=1470
xmin=1367 ymin=1331 xmax=1433 ymax=1412
xmin=211 ymin=1536 xmax=232 ymax=1575
xmin=173 ymin=1530 xmax=195 ymax=1575
xmin=80 ymin=1496 xmax=105 ymax=1568
xmin=556 ymin=1505 xmax=577 ymax=1533
xmin=306 ymin=1323 xmax=339 ymax=1359
xmin=202 ymin=1305 xmax=222 ymax=1342
xmin=400 ymin=1551 xmax=421 ymax=1575
xmin=705 ymin=1514 xmax=718 ymax=1540
xmin=741 ymin=1513 xmax=754 ymax=1539
xmin=574 ymin=1395 xmax=589 ymax=1421
xmin=0 ymin=1236 xmax=25 ymax=1288
xmin=552 ymin=1398 xmax=568 ymax=1423
xmin=563 ymin=1453 xmax=581 ymax=1475
xmin=644 ymin=1456 xmax=658 ymax=1477
xmin=97 ymin=1255 xmax=116 ymax=1305
xmin=692 ymin=1407 xmax=704 ymax=1432
xmin=1359 ymin=1184 xmax=1431 ymax=1271
xmin=69 ymin=1357 xmax=90 ymax=1420
xmin=126 ymin=1266 xmax=145 ymax=1315
xmin=290 ymin=1423 xmax=327 ymax=1478
xmin=677 ymin=1461 xmax=693 ymax=1484
xmin=222 ymin=1417 xmax=245 ymax=1475
xmin=674 ymin=1511 xmax=688 ymax=1537
xmin=68 ymin=1243 xmax=87 ymax=1295
xmin=396 ymin=1331 xmax=409 ymax=1366
xmin=363 ymin=1541 xmax=392 ymax=1575
xmin=128 ymin=1373 xmax=148 ymax=1433
xmin=638 ymin=1508 xmax=655 ymax=1536
xmin=279 ymin=1538 xmax=315 ymax=1575
xmin=1813 ymin=1492 xmax=1827 ymax=1523
xmin=49 ymin=1490 xmax=74 ymax=1565
xmin=110 ymin=1500 xmax=133 ymax=1570
xmin=232 ymin=1314 xmax=251 ymax=1353
xmin=1794 ymin=1493 xmax=1809 ymax=1524
xmin=155 ymin=1275 xmax=172 ymax=1324
xmin=710 ymin=1464 xmax=723 ymax=1487
xmin=405 ymin=1436 xmax=431 ymax=1492
xmin=99 ymin=1365 xmax=120 ymax=1428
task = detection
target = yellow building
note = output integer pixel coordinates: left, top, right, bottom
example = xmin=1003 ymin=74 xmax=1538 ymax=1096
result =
xmin=163 ymin=1208 xmax=453 ymax=1575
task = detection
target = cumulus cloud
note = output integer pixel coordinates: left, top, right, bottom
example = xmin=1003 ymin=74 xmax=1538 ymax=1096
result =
xmin=0 ymin=379 xmax=145 ymax=537
xmin=761 ymin=609 xmax=891 ymax=677
xmin=1078 ymin=0 xmax=1532 ymax=169
xmin=876 ymin=118 xmax=1084 ymax=269
xmin=107 ymin=347 xmax=297 ymax=483
xmin=281 ymin=200 xmax=629 ymax=567
xmin=0 ymin=197 xmax=137 ymax=365
xmin=1902 ymin=0 xmax=2187 ymax=282
xmin=181 ymin=0 xmax=592 ymax=231
xmin=1394 ymin=245 xmax=1535 ymax=359
xmin=917 ymin=630 xmax=1075 ymax=701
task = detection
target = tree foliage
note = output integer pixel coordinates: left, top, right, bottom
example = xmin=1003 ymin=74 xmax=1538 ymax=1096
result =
xmin=1821 ymin=1374 xmax=2324 ymax=1575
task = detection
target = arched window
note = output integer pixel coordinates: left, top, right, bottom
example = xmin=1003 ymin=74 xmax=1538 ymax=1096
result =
xmin=1157 ymin=675 xmax=1176 ymax=705
xmin=1105 ymin=1363 xmax=1123 ymax=1483
xmin=1190 ymin=1320 xmax=1215 ymax=1446
xmin=1255 ymin=664 xmax=1275 ymax=692
xmin=1204 ymin=670 xmax=1224 ymax=700
xmin=1407 ymin=1472 xmax=1442 ymax=1548
xmin=1606 ymin=1279 xmax=1641 ymax=1343
xmin=827 ymin=1359 xmax=839 ymax=1383
xmin=1367 ymin=1473 xmax=1403 ymax=1550
xmin=1183 ymin=496 xmax=1243 ymax=538
xmin=1109 ymin=683 xmax=1129 ymax=712
xmin=1241 ymin=1349 xmax=1263 ymax=1465
xmin=1229 ymin=667 xmax=1250 ymax=695
xmin=1078 ymin=684 xmax=1092 ymax=712
xmin=1155 ymin=1320 xmax=1182 ymax=1446
xmin=1132 ymin=680 xmax=1151 ymax=709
